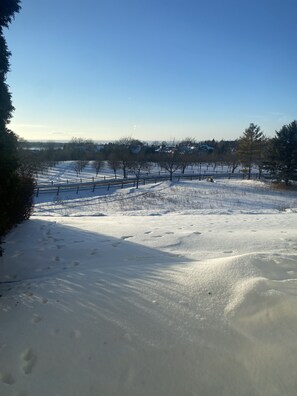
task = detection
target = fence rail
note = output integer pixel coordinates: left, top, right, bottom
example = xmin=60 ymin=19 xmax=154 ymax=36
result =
xmin=34 ymin=171 xmax=262 ymax=197
xmin=37 ymin=168 xmax=247 ymax=187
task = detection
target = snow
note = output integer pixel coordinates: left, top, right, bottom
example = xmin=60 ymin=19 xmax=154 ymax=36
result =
xmin=1 ymin=175 xmax=297 ymax=395
xmin=34 ymin=179 xmax=297 ymax=216
xmin=36 ymin=161 xmax=250 ymax=186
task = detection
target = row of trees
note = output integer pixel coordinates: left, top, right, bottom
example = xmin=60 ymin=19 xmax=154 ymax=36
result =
xmin=23 ymin=122 xmax=297 ymax=185
xmin=0 ymin=1 xmax=35 ymax=255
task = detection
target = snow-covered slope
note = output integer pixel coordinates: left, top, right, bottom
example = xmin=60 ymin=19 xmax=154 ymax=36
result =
xmin=34 ymin=179 xmax=297 ymax=215
xmin=1 ymin=179 xmax=297 ymax=396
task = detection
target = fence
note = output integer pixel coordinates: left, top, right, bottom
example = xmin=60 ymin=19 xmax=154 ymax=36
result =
xmin=34 ymin=171 xmax=262 ymax=197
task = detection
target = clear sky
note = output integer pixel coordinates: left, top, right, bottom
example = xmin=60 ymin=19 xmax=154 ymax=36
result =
xmin=4 ymin=0 xmax=297 ymax=142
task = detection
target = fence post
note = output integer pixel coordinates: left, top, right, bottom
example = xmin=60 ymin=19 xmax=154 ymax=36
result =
xmin=76 ymin=186 xmax=79 ymax=194
xmin=92 ymin=183 xmax=96 ymax=192
xmin=57 ymin=186 xmax=60 ymax=195
xmin=36 ymin=187 xmax=39 ymax=197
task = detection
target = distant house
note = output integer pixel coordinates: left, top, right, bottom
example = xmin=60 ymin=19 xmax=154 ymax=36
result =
xmin=199 ymin=144 xmax=214 ymax=153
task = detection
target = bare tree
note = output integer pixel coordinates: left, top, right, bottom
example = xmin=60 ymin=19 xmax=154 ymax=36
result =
xmin=113 ymin=137 xmax=144 ymax=178
xmin=157 ymin=152 xmax=182 ymax=181
xmin=92 ymin=154 xmax=104 ymax=177
xmin=72 ymin=160 xmax=89 ymax=177
xmin=128 ymin=153 xmax=149 ymax=188
xmin=225 ymin=150 xmax=240 ymax=174
xmin=107 ymin=153 xmax=120 ymax=178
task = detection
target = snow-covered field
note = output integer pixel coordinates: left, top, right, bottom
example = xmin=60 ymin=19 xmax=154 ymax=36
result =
xmin=36 ymin=160 xmax=250 ymax=185
xmin=1 ymin=176 xmax=297 ymax=396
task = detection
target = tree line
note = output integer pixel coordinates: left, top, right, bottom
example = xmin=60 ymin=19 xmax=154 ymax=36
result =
xmin=21 ymin=122 xmax=297 ymax=185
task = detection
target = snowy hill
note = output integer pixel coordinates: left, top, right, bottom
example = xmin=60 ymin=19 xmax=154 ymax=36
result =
xmin=1 ymin=178 xmax=297 ymax=396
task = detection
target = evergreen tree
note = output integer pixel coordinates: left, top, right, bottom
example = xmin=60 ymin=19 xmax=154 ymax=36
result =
xmin=0 ymin=1 xmax=34 ymax=255
xmin=264 ymin=121 xmax=297 ymax=185
xmin=238 ymin=123 xmax=265 ymax=179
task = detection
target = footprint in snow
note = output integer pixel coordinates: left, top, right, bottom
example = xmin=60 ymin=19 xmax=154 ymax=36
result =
xmin=121 ymin=235 xmax=134 ymax=240
xmin=112 ymin=242 xmax=121 ymax=247
xmin=31 ymin=314 xmax=42 ymax=324
xmin=53 ymin=237 xmax=64 ymax=243
xmin=20 ymin=347 xmax=37 ymax=375
xmin=0 ymin=372 xmax=15 ymax=385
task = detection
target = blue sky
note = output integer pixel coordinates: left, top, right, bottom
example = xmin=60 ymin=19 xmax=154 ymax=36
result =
xmin=5 ymin=0 xmax=297 ymax=142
